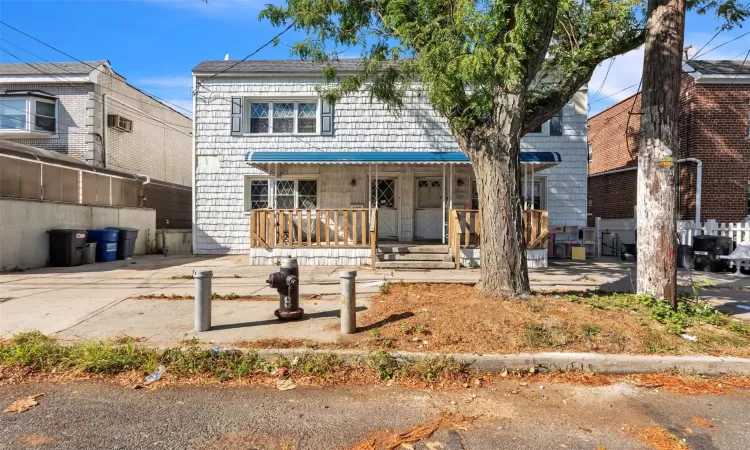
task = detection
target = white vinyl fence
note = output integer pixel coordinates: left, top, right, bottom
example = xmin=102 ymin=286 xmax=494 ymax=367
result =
xmin=678 ymin=219 xmax=750 ymax=273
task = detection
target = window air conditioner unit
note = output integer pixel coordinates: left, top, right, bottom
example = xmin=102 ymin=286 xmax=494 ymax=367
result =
xmin=107 ymin=114 xmax=133 ymax=132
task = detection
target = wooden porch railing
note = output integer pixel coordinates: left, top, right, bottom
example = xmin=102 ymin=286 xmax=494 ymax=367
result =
xmin=250 ymin=208 xmax=378 ymax=251
xmin=448 ymin=209 xmax=549 ymax=269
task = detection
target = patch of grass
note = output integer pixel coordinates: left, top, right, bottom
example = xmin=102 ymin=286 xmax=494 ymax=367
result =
xmin=583 ymin=325 xmax=601 ymax=337
xmin=369 ymin=328 xmax=381 ymax=339
xmin=169 ymin=275 xmax=193 ymax=280
xmin=729 ymin=321 xmax=750 ymax=335
xmin=378 ymin=281 xmax=391 ymax=295
xmin=523 ymin=322 xmax=571 ymax=348
xmin=212 ymin=292 xmax=239 ymax=300
xmin=366 ymin=350 xmax=402 ymax=380
xmin=404 ymin=356 xmax=469 ymax=383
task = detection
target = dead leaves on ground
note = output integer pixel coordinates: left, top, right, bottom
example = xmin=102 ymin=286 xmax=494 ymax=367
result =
xmin=4 ymin=393 xmax=44 ymax=413
xmin=351 ymin=413 xmax=477 ymax=450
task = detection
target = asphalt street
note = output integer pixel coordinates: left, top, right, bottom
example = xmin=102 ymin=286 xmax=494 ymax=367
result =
xmin=1 ymin=379 xmax=749 ymax=449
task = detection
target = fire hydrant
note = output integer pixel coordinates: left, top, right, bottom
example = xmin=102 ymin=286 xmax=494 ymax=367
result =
xmin=267 ymin=258 xmax=304 ymax=320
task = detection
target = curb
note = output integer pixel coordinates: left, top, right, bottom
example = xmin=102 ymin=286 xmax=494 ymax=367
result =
xmin=254 ymin=348 xmax=750 ymax=376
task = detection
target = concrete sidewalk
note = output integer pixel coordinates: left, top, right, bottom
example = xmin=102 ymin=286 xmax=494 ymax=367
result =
xmin=1 ymin=254 xmax=748 ymax=346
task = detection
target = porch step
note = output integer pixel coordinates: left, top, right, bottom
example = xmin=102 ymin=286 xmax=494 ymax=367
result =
xmin=378 ymin=245 xmax=450 ymax=254
xmin=375 ymin=261 xmax=456 ymax=270
xmin=377 ymin=253 xmax=453 ymax=262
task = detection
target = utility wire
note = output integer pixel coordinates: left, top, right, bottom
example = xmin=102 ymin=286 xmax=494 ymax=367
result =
xmin=590 ymin=57 xmax=616 ymax=104
xmin=589 ymin=83 xmax=640 ymax=106
xmin=193 ymin=22 xmax=296 ymax=96
xmin=688 ymin=26 xmax=726 ymax=62
xmin=731 ymin=48 xmax=750 ymax=82
xmin=692 ymin=29 xmax=750 ymax=60
xmin=0 ymin=47 xmax=193 ymax=137
xmin=0 ymin=40 xmax=192 ymax=130
xmin=0 ymin=20 xmax=193 ymax=117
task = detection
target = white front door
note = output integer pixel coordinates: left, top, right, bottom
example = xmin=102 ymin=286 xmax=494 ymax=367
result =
xmin=371 ymin=179 xmax=398 ymax=240
xmin=414 ymin=177 xmax=443 ymax=240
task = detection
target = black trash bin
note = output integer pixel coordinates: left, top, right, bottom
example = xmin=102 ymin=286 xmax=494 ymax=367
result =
xmin=693 ymin=235 xmax=733 ymax=272
xmin=106 ymin=227 xmax=139 ymax=260
xmin=47 ymin=229 xmax=87 ymax=267
xmin=677 ymin=245 xmax=694 ymax=269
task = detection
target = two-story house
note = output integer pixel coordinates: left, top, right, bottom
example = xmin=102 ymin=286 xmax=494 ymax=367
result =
xmin=0 ymin=60 xmax=193 ymax=228
xmin=192 ymin=59 xmax=590 ymax=268
xmin=588 ymin=59 xmax=750 ymax=228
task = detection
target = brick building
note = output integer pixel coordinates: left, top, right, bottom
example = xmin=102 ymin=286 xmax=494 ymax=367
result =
xmin=588 ymin=60 xmax=750 ymax=224
xmin=0 ymin=61 xmax=192 ymax=186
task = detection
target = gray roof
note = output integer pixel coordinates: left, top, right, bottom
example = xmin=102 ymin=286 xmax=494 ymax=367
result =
xmin=192 ymin=59 xmax=365 ymax=74
xmin=689 ymin=59 xmax=750 ymax=75
xmin=0 ymin=61 xmax=108 ymax=76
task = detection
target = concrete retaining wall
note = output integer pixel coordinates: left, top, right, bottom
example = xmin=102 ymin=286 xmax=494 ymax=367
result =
xmin=0 ymin=197 xmax=155 ymax=270
xmin=156 ymin=229 xmax=193 ymax=255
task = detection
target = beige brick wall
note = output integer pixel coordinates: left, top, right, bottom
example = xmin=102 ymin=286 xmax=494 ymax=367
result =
xmin=92 ymin=69 xmax=192 ymax=186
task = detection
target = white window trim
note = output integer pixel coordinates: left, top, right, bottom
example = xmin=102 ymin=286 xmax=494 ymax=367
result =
xmin=244 ymin=175 xmax=320 ymax=212
xmin=0 ymin=96 xmax=59 ymax=138
xmin=243 ymin=98 xmax=321 ymax=136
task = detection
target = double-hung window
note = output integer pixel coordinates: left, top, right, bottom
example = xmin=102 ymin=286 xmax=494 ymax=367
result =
xmin=0 ymin=92 xmax=57 ymax=137
xmin=246 ymin=101 xmax=318 ymax=134
xmin=244 ymin=177 xmax=318 ymax=211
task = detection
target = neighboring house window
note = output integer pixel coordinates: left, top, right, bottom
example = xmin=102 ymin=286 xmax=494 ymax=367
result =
xmin=532 ymin=179 xmax=547 ymax=210
xmin=0 ymin=93 xmax=57 ymax=135
xmin=528 ymin=123 xmax=543 ymax=134
xmin=246 ymin=100 xmax=318 ymax=134
xmin=244 ymin=178 xmax=318 ymax=211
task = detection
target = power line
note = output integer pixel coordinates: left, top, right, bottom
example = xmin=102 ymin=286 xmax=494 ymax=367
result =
xmin=732 ymin=48 xmax=750 ymax=82
xmin=590 ymin=57 xmax=616 ymax=104
xmin=692 ymin=29 xmax=750 ymax=60
xmin=0 ymin=47 xmax=193 ymax=137
xmin=0 ymin=38 xmax=193 ymax=129
xmin=0 ymin=20 xmax=193 ymax=117
xmin=589 ymin=83 xmax=640 ymax=106
xmin=193 ymin=22 xmax=296 ymax=95
xmin=689 ymin=27 xmax=726 ymax=62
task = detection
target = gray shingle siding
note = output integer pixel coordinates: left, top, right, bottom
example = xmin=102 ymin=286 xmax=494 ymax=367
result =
xmin=193 ymin=75 xmax=588 ymax=254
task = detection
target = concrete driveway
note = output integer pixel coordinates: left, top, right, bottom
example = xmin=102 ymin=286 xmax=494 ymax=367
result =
xmin=1 ymin=254 xmax=748 ymax=346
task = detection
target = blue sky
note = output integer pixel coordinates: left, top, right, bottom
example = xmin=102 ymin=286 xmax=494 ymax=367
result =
xmin=2 ymin=1 xmax=749 ymax=118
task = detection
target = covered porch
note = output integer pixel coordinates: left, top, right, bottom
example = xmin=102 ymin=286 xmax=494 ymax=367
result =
xmin=246 ymin=151 xmax=557 ymax=267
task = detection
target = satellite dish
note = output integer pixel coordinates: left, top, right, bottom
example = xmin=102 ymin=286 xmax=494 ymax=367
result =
xmin=224 ymin=53 xmax=229 ymax=61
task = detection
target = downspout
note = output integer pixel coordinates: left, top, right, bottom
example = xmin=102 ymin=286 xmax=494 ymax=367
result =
xmin=137 ymin=173 xmax=151 ymax=208
xmin=102 ymin=93 xmax=107 ymax=167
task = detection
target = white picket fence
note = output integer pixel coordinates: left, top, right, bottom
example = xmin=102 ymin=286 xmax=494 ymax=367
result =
xmin=678 ymin=219 xmax=750 ymax=273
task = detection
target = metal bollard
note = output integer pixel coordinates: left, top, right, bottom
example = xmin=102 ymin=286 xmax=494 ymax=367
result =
xmin=194 ymin=269 xmax=213 ymax=332
xmin=339 ymin=270 xmax=357 ymax=334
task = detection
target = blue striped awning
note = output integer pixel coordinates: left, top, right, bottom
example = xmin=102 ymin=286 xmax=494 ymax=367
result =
xmin=245 ymin=151 xmax=561 ymax=165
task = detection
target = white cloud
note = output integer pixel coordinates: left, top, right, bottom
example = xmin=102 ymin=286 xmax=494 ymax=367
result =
xmin=587 ymin=29 xmax=750 ymax=116
xmin=133 ymin=76 xmax=194 ymax=88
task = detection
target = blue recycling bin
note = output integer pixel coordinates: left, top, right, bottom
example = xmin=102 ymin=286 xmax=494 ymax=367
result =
xmin=86 ymin=229 xmax=119 ymax=262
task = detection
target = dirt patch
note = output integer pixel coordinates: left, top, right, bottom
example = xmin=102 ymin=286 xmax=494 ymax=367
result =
xmin=194 ymin=432 xmax=297 ymax=450
xmin=350 ymin=413 xmax=477 ymax=450
xmin=690 ymin=416 xmax=715 ymax=429
xmin=19 ymin=433 xmax=57 ymax=447
xmin=352 ymin=283 xmax=750 ymax=357
xmin=629 ymin=426 xmax=687 ymax=450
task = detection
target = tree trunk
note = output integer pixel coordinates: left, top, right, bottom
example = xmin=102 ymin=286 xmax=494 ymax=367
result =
xmin=458 ymin=101 xmax=530 ymax=297
xmin=637 ymin=0 xmax=685 ymax=307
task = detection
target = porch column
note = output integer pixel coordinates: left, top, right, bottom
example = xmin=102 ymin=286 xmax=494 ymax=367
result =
xmin=523 ymin=164 xmax=529 ymax=210
xmin=449 ymin=164 xmax=453 ymax=210
xmin=442 ymin=164 xmax=446 ymax=244
xmin=368 ymin=164 xmax=372 ymax=209
xmin=531 ymin=165 xmax=535 ymax=210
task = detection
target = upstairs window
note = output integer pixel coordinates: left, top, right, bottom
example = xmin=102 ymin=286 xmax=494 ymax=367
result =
xmin=0 ymin=92 xmax=57 ymax=136
xmin=246 ymin=100 xmax=319 ymax=134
